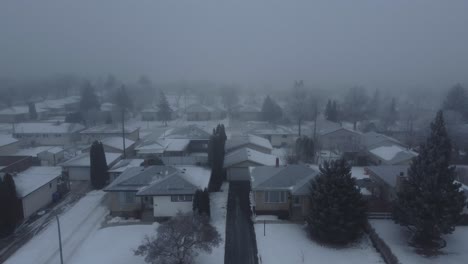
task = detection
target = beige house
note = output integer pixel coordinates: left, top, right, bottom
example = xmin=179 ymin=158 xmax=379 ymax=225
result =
xmin=250 ymin=164 xmax=318 ymax=220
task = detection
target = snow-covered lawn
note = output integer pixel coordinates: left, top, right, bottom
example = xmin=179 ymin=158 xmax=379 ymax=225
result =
xmin=6 ymin=191 xmax=107 ymax=264
xmin=255 ymin=223 xmax=384 ymax=264
xmin=196 ymin=182 xmax=229 ymax=264
xmin=370 ymin=219 xmax=468 ymax=264
xmin=69 ymin=224 xmax=157 ymax=264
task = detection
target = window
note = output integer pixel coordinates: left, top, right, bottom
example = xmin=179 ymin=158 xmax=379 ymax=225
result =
xmin=293 ymin=196 xmax=301 ymax=206
xmin=265 ymin=191 xmax=287 ymax=203
xmin=171 ymin=195 xmax=193 ymax=202
xmin=120 ymin=192 xmax=135 ymax=203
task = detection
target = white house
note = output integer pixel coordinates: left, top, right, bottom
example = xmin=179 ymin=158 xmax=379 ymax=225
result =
xmin=14 ymin=146 xmax=65 ymax=166
xmin=104 ymin=165 xmax=210 ymax=220
xmin=60 ymin=152 xmax=122 ymax=181
xmin=0 ymin=135 xmax=20 ymax=155
xmin=13 ymin=122 xmax=85 ymax=146
xmin=7 ymin=166 xmax=62 ymax=219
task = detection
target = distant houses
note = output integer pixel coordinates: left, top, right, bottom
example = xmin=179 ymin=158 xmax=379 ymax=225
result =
xmin=185 ymin=103 xmax=226 ymax=121
xmin=13 ymin=122 xmax=85 ymax=146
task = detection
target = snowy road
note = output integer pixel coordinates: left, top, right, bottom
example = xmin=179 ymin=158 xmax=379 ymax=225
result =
xmin=4 ymin=191 xmax=108 ymax=264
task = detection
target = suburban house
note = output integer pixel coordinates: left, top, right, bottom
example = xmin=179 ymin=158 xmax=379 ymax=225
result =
xmin=250 ymin=125 xmax=297 ymax=148
xmin=361 ymin=131 xmax=404 ymax=150
xmin=13 ymin=122 xmax=85 ymax=146
xmin=104 ymin=165 xmax=210 ymax=220
xmin=108 ymin=158 xmax=145 ymax=182
xmin=80 ymin=124 xmax=140 ymax=143
xmin=82 ymin=136 xmax=136 ymax=156
xmin=231 ymin=105 xmax=262 ymax=121
xmin=135 ymin=138 xmax=168 ymax=159
xmin=60 ymin=152 xmax=121 ymax=181
xmin=0 ymin=135 xmax=20 ymax=155
xmin=14 ymin=146 xmax=65 ymax=166
xmin=2 ymin=166 xmax=63 ymax=219
xmin=224 ymin=147 xmax=279 ymax=181
xmin=141 ymin=106 xmax=177 ymax=121
xmin=36 ymin=96 xmax=80 ymax=116
xmin=226 ymin=134 xmax=273 ymax=154
xmin=367 ymin=145 xmax=417 ymax=165
xmin=366 ymin=165 xmax=409 ymax=211
xmin=185 ymin=104 xmax=226 ymax=121
xmin=250 ymin=164 xmax=318 ymax=220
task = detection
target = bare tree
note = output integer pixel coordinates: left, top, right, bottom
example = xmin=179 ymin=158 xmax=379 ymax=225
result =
xmin=135 ymin=212 xmax=221 ymax=264
xmin=342 ymin=86 xmax=369 ymax=130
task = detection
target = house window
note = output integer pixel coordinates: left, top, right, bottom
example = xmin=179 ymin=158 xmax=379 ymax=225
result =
xmin=120 ymin=192 xmax=135 ymax=203
xmin=171 ymin=195 xmax=193 ymax=202
xmin=265 ymin=191 xmax=287 ymax=203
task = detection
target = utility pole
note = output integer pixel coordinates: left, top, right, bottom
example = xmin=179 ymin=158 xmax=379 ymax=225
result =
xmin=56 ymin=215 xmax=64 ymax=264
xmin=121 ymin=108 xmax=126 ymax=159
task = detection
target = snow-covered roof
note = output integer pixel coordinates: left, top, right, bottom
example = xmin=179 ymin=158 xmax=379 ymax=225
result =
xmin=161 ymin=125 xmax=211 ymax=140
xmin=165 ymin=139 xmax=190 ymax=152
xmin=0 ymin=106 xmax=47 ymax=115
xmin=36 ymin=96 xmax=80 ymax=111
xmin=105 ymin=165 xmax=209 ymax=195
xmin=224 ymin=147 xmax=279 ymax=168
xmin=361 ymin=131 xmax=403 ymax=149
xmin=14 ymin=122 xmax=85 ymax=134
xmin=250 ymin=125 xmax=296 ymax=136
xmin=101 ymin=137 xmax=135 ymax=151
xmin=109 ymin=159 xmax=145 ymax=173
xmin=60 ymin=152 xmax=121 ymax=167
xmin=226 ymin=134 xmax=273 ymax=153
xmin=251 ymin=165 xmax=318 ymax=195
xmin=369 ymin=145 xmax=417 ymax=164
xmin=10 ymin=166 xmax=62 ymax=198
xmin=318 ymin=126 xmax=362 ymax=137
xmin=14 ymin=146 xmax=63 ymax=157
xmin=0 ymin=135 xmax=18 ymax=147
xmin=367 ymin=165 xmax=409 ymax=187
xmin=100 ymin=102 xmax=115 ymax=112
xmin=186 ymin=104 xmax=214 ymax=113
xmin=80 ymin=124 xmax=139 ymax=134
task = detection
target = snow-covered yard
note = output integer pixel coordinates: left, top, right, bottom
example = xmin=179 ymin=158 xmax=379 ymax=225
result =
xmin=255 ymin=223 xmax=384 ymax=264
xmin=370 ymin=219 xmax=468 ymax=264
xmin=69 ymin=224 xmax=157 ymax=264
xmin=196 ymin=182 xmax=229 ymax=264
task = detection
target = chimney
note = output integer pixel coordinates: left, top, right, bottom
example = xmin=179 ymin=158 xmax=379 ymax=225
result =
xmin=275 ymin=157 xmax=279 ymax=168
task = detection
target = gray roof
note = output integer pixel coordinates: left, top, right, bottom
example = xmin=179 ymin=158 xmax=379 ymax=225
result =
xmin=223 ymin=147 xmax=277 ymax=168
xmin=361 ymin=131 xmax=403 ymax=149
xmin=104 ymin=165 xmax=200 ymax=196
xmin=367 ymin=165 xmax=409 ymax=187
xmin=251 ymin=165 xmax=318 ymax=195
xmin=162 ymin=125 xmax=211 ymax=140
xmin=226 ymin=134 xmax=272 ymax=152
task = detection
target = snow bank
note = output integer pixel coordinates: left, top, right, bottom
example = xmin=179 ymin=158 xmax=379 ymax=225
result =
xmin=255 ymin=223 xmax=383 ymax=264
xmin=370 ymin=219 xmax=468 ymax=264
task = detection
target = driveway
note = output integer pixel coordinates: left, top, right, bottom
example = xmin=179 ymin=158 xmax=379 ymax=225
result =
xmin=224 ymin=182 xmax=259 ymax=264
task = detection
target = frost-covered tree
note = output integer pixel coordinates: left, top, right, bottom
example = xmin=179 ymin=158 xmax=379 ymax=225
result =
xmin=394 ymin=110 xmax=466 ymax=248
xmin=307 ymin=159 xmax=366 ymax=244
xmin=135 ymin=212 xmax=221 ymax=264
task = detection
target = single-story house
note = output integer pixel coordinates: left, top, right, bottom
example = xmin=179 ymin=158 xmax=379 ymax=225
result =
xmin=13 ymin=122 xmax=85 ymax=146
xmin=250 ymin=125 xmax=297 ymax=148
xmin=367 ymin=145 xmax=417 ymax=165
xmin=186 ymin=104 xmax=226 ymax=121
xmin=60 ymin=152 xmax=122 ymax=181
xmin=82 ymin=137 xmax=136 ymax=156
xmin=80 ymin=124 xmax=140 ymax=143
xmin=141 ymin=106 xmax=177 ymax=121
xmin=250 ymin=164 xmax=318 ymax=220
xmin=366 ymin=165 xmax=409 ymax=211
xmin=5 ymin=166 xmax=62 ymax=219
xmin=226 ymin=134 xmax=273 ymax=154
xmin=0 ymin=106 xmax=48 ymax=123
xmin=12 ymin=146 xmax=65 ymax=166
xmin=224 ymin=147 xmax=280 ymax=181
xmin=361 ymin=131 xmax=404 ymax=150
xmin=108 ymin=158 xmax=145 ymax=182
xmin=104 ymin=165 xmax=210 ymax=220
xmin=318 ymin=127 xmax=363 ymax=153
xmin=0 ymin=135 xmax=20 ymax=155
xmin=231 ymin=105 xmax=262 ymax=121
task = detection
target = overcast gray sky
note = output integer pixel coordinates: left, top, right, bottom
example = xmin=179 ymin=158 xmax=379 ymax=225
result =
xmin=1 ymin=0 xmax=468 ymax=89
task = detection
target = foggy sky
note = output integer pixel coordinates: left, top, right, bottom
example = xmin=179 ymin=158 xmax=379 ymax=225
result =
xmin=1 ymin=0 xmax=468 ymax=90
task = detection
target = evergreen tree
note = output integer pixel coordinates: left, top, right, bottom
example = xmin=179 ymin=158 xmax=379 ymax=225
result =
xmin=367 ymin=89 xmax=381 ymax=119
xmin=324 ymin=100 xmax=332 ymax=121
xmin=65 ymin=112 xmax=84 ymax=124
xmin=28 ymin=102 xmax=37 ymax=120
xmin=207 ymin=124 xmax=227 ymax=192
xmin=295 ymin=136 xmax=315 ymax=162
xmin=331 ymin=100 xmax=339 ymax=122
xmin=307 ymin=159 xmax=366 ymax=244
xmin=193 ymin=189 xmax=211 ymax=217
xmin=114 ymin=85 xmax=133 ymax=111
xmin=394 ymin=111 xmax=466 ymax=248
xmin=79 ymin=81 xmax=100 ymax=112
xmin=261 ymin=96 xmax=283 ymax=123
xmin=443 ymin=84 xmax=468 ymax=120
xmin=90 ymin=141 xmax=109 ymax=189
xmin=383 ymin=97 xmax=398 ymax=128
xmin=157 ymin=91 xmax=172 ymax=127
xmin=0 ymin=174 xmax=21 ymax=236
